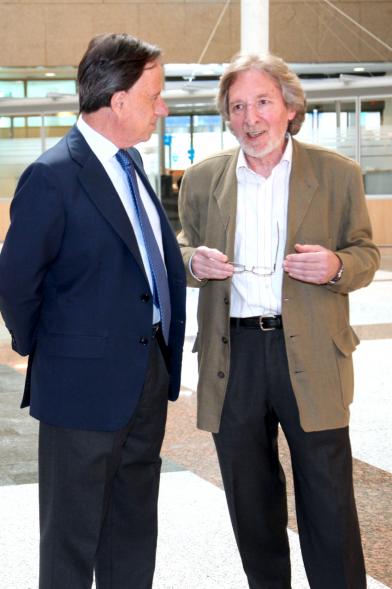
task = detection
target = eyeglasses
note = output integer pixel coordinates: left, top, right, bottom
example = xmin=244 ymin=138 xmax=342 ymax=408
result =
xmin=229 ymin=97 xmax=271 ymax=117
xmin=231 ymin=222 xmax=280 ymax=277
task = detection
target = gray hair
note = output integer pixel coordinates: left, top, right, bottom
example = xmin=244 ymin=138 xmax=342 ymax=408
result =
xmin=217 ymin=53 xmax=306 ymax=135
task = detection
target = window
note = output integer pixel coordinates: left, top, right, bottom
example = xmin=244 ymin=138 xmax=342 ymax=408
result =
xmin=26 ymin=80 xmax=76 ymax=98
xmin=0 ymin=81 xmax=24 ymax=98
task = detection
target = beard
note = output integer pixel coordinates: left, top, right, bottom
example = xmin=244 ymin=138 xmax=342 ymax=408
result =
xmin=238 ymin=133 xmax=284 ymax=160
xmin=228 ymin=122 xmax=286 ymax=161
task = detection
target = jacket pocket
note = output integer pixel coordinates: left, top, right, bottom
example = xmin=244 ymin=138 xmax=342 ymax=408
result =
xmin=39 ymin=333 xmax=107 ymax=358
xmin=332 ymin=326 xmax=359 ymax=357
xmin=332 ymin=326 xmax=359 ymax=407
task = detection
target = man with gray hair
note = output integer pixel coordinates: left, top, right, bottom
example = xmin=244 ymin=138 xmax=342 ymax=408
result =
xmin=178 ymin=53 xmax=379 ymax=588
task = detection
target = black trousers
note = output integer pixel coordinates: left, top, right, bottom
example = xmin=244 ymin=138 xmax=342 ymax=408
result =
xmin=213 ymin=325 xmax=366 ymax=589
xmin=38 ymin=334 xmax=169 ymax=589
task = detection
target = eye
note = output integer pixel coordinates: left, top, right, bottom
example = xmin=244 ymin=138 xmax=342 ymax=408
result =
xmin=231 ymin=103 xmax=245 ymax=114
xmin=256 ymin=98 xmax=269 ymax=109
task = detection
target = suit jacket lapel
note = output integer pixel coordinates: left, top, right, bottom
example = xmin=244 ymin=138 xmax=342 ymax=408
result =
xmin=67 ymin=127 xmax=146 ymax=275
xmin=286 ymin=139 xmax=319 ymax=251
xmin=212 ymin=148 xmax=239 ymax=261
xmin=128 ymin=150 xmax=179 ymax=267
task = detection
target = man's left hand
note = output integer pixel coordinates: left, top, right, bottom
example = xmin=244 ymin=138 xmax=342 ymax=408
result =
xmin=283 ymin=244 xmax=341 ymax=285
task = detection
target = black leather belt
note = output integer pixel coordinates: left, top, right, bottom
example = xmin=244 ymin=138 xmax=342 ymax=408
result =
xmin=230 ymin=315 xmax=283 ymax=331
xmin=152 ymin=322 xmax=169 ymax=365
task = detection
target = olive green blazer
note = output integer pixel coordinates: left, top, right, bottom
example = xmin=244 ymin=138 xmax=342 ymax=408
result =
xmin=178 ymin=139 xmax=380 ymax=433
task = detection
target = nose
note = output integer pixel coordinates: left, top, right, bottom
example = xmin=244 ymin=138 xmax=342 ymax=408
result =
xmin=244 ymin=102 xmax=259 ymax=125
xmin=156 ymin=97 xmax=169 ymax=117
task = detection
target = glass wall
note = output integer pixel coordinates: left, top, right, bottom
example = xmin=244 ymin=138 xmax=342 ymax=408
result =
xmin=162 ymin=97 xmax=391 ymax=198
xmin=0 ymin=79 xmax=76 ymax=99
xmin=296 ymin=97 xmax=392 ymax=195
xmin=361 ymin=97 xmax=392 ymax=195
xmin=0 ymin=81 xmax=24 ymax=98
xmin=1 ymin=84 xmax=391 ymax=239
xmin=164 ymin=115 xmax=191 ymax=170
xmin=164 ymin=114 xmax=225 ymax=171
xmin=0 ymin=78 xmax=79 ymax=209
xmin=162 ymin=114 xmax=228 ymax=227
xmin=193 ymin=115 xmax=225 ymax=161
xmin=26 ymin=80 xmax=76 ymax=98
xmin=0 ymin=114 xmax=77 ymax=204
xmin=297 ymin=100 xmax=357 ymax=160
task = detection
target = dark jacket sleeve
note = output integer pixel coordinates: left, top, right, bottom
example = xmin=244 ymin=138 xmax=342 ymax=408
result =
xmin=0 ymin=162 xmax=65 ymax=355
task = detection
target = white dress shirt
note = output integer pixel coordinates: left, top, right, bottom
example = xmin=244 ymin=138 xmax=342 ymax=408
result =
xmin=77 ymin=116 xmax=164 ymax=323
xmin=230 ymin=136 xmax=292 ymax=317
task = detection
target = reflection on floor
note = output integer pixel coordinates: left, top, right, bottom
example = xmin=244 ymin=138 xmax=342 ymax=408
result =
xmin=0 ymin=248 xmax=391 ymax=588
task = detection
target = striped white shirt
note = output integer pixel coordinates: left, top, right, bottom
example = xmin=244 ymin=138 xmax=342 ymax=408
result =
xmin=230 ymin=136 xmax=292 ymax=317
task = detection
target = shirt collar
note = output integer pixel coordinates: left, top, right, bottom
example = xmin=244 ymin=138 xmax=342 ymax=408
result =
xmin=77 ymin=115 xmax=119 ymax=163
xmin=236 ymin=134 xmax=293 ymax=180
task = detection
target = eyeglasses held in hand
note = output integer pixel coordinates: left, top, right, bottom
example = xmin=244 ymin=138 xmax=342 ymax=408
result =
xmin=231 ymin=222 xmax=280 ymax=277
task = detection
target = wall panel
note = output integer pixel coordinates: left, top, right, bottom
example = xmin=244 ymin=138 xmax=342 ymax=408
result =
xmin=1 ymin=1 xmax=391 ymax=66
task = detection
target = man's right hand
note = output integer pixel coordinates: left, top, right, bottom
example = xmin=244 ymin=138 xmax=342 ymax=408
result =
xmin=191 ymin=246 xmax=234 ymax=280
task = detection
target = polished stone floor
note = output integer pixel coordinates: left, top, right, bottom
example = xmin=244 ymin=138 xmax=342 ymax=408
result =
xmin=0 ymin=248 xmax=391 ymax=588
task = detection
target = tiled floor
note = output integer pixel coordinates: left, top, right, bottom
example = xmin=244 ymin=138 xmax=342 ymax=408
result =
xmin=0 ymin=248 xmax=391 ymax=588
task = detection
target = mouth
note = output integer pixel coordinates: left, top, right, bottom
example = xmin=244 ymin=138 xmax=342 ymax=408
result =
xmin=246 ymin=130 xmax=266 ymax=139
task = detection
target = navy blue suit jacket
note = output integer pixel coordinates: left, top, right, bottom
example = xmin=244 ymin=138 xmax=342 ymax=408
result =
xmin=0 ymin=126 xmax=186 ymax=431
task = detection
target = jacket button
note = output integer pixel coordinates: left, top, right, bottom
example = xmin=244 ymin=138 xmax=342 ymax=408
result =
xmin=222 ymin=336 xmax=228 ymax=344
xmin=224 ymin=297 xmax=229 ymax=305
xmin=140 ymin=293 xmax=150 ymax=302
xmin=139 ymin=337 xmax=149 ymax=346
xmin=217 ymin=371 xmax=225 ymax=378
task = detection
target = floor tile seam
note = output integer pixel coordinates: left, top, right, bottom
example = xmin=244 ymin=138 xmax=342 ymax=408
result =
xmin=352 ymin=456 xmax=392 ymax=478
xmin=352 ymin=323 xmax=392 ymax=330
xmin=161 ymin=471 xmax=392 ymax=589
xmin=0 ymin=476 xmax=391 ymax=589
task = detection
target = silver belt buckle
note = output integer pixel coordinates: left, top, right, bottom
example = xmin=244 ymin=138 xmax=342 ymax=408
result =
xmin=259 ymin=314 xmax=275 ymax=331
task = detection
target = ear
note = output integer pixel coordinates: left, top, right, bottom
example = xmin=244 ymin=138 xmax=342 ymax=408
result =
xmin=288 ymin=108 xmax=297 ymax=121
xmin=110 ymin=90 xmax=126 ymax=114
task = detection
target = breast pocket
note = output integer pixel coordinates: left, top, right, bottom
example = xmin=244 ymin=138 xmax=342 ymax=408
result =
xmin=299 ymin=237 xmax=333 ymax=250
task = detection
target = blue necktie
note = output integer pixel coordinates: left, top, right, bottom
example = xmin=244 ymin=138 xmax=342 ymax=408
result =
xmin=116 ymin=149 xmax=171 ymax=343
